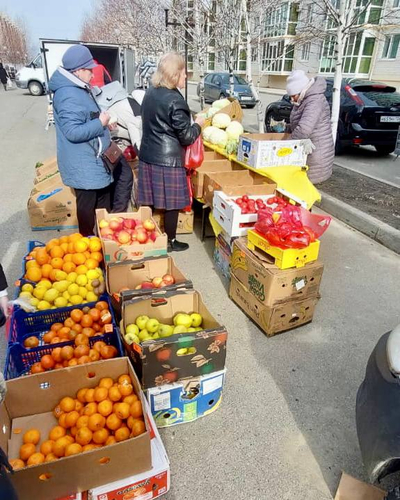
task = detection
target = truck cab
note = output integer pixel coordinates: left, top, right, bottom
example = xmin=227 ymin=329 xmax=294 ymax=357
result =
xmin=15 ymin=54 xmax=46 ymax=95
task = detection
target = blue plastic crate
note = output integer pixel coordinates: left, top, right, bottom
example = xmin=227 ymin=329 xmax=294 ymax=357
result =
xmin=4 ymin=330 xmax=124 ymax=380
xmin=8 ymin=295 xmax=115 ymax=345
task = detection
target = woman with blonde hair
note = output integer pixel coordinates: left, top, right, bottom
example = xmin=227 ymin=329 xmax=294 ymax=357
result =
xmin=139 ymin=52 xmax=205 ymax=252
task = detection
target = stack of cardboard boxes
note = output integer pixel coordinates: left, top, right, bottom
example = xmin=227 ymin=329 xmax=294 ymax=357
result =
xmin=28 ymin=157 xmax=79 ymax=231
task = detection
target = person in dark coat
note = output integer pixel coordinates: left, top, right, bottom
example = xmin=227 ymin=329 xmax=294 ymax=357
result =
xmin=139 ymin=52 xmax=205 ymax=252
xmin=0 ymin=264 xmax=8 ymax=327
xmin=0 ymin=62 xmax=9 ymax=91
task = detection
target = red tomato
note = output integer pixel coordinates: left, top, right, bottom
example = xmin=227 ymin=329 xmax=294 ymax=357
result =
xmin=242 ymin=195 xmax=249 ymax=202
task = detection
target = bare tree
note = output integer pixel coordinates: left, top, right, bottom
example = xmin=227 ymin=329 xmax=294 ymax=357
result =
xmin=0 ymin=13 xmax=28 ymax=65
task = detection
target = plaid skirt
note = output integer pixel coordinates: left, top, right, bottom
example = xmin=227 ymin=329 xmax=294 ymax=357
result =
xmin=137 ymin=161 xmax=190 ymax=210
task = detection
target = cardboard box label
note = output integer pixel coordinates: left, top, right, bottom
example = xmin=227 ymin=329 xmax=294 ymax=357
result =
xmin=153 ymin=392 xmax=171 ymax=411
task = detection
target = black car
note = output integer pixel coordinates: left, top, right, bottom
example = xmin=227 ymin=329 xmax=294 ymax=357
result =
xmin=264 ymin=78 xmax=400 ymax=155
xmin=197 ymin=72 xmax=256 ymax=108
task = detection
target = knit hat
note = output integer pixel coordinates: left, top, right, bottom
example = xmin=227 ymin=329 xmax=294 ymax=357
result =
xmin=286 ymin=70 xmax=310 ymax=96
xmin=62 ymin=45 xmax=97 ymax=72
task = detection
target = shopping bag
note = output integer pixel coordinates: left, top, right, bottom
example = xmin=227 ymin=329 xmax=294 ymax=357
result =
xmin=185 ymin=135 xmax=204 ymax=170
xmin=6 ymin=78 xmax=13 ymax=90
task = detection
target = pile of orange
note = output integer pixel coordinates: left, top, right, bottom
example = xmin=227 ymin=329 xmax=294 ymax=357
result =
xmin=25 ymin=233 xmax=103 ymax=284
xmin=9 ymin=374 xmax=146 ymax=469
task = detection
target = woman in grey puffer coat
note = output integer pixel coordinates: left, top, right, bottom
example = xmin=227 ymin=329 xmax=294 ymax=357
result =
xmin=286 ymin=70 xmax=334 ymax=184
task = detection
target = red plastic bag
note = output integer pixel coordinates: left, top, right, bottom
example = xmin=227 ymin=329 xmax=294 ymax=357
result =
xmin=185 ymin=135 xmax=204 ymax=170
xmin=182 ymin=172 xmax=193 ymax=212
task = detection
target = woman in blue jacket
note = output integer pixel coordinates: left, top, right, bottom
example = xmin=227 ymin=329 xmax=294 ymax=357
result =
xmin=49 ymin=45 xmax=113 ymax=236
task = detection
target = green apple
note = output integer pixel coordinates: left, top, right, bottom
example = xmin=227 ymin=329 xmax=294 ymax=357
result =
xmin=152 ymin=332 xmax=160 ymax=339
xmin=194 ymin=327 xmax=203 ymax=332
xmin=158 ymin=324 xmax=174 ymax=338
xmin=139 ymin=329 xmax=151 ymax=341
xmin=146 ymin=318 xmax=160 ymax=333
xmin=173 ymin=325 xmax=187 ymax=335
xmin=136 ymin=315 xmax=150 ymax=330
xmin=126 ymin=324 xmax=139 ymax=336
xmin=124 ymin=332 xmax=140 ymax=345
xmin=187 ymin=327 xmax=196 ymax=332
xmin=173 ymin=313 xmax=192 ymax=328
xmin=190 ymin=313 xmax=203 ymax=327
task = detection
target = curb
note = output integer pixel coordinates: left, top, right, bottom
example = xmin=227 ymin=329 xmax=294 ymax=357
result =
xmin=318 ymin=191 xmax=400 ymax=255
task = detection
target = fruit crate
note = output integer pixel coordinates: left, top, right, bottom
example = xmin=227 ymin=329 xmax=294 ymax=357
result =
xmin=247 ymin=229 xmax=320 ymax=270
xmin=4 ymin=331 xmax=124 ymax=380
xmin=7 ymin=295 xmax=115 ymax=345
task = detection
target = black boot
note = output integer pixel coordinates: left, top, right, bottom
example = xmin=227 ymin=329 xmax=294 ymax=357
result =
xmin=168 ymin=239 xmax=189 ymax=252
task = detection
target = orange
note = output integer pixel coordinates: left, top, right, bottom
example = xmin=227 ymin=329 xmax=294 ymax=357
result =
xmin=83 ymin=402 xmax=98 ymax=417
xmin=26 ymin=259 xmax=40 ymax=270
xmin=76 ymin=265 xmax=88 ymax=276
xmin=60 ymin=242 xmax=69 ymax=253
xmin=45 ymin=453 xmax=58 ymax=462
xmin=9 ymin=458 xmax=25 ymax=470
xmin=115 ymin=402 xmax=130 ymax=420
xmin=92 ymin=428 xmax=109 ymax=445
xmin=75 ymin=400 xmax=84 ymax=412
xmin=88 ymin=413 xmax=106 ymax=432
xmin=58 ymin=413 xmax=68 ymax=429
xmin=90 ymin=251 xmax=103 ymax=263
xmin=68 ymin=242 xmax=76 ymax=254
xmin=70 ymin=426 xmax=78 ymax=437
xmin=40 ymin=263 xmax=53 ymax=279
xmin=119 ymin=384 xmax=133 ymax=397
xmin=76 ymin=415 xmax=90 ymax=429
xmin=76 ymin=387 xmax=88 ymax=403
xmin=75 ymin=427 xmax=93 ymax=446
xmin=115 ymin=426 xmax=130 ymax=442
xmin=127 ymin=416 xmax=135 ymax=429
xmin=88 ymin=238 xmax=102 ymax=252
xmin=50 ymin=246 xmax=65 ymax=259
xmin=63 ymin=253 xmax=73 ymax=262
xmin=36 ymin=248 xmax=50 ymax=266
xmin=83 ymin=250 xmax=91 ymax=260
xmin=23 ymin=429 xmax=41 ymax=445
xmin=106 ymin=413 xmax=122 ymax=431
xmin=25 ymin=267 xmax=42 ymax=282
xmin=84 ymin=388 xmax=96 ymax=403
xmin=108 ymin=387 xmax=122 ymax=402
xmin=99 ymin=377 xmax=114 ymax=389
xmin=65 ymin=443 xmax=82 ymax=457
xmin=98 ymin=400 xmax=113 ymax=417
xmin=53 ymin=437 xmax=71 ymax=458
xmin=82 ymin=444 xmax=97 ymax=452
xmin=46 ymin=238 xmax=60 ymax=252
xmin=59 ymin=396 xmax=76 ymax=413
xmin=62 ymin=261 xmax=76 ymax=273
xmin=124 ymin=395 xmax=138 ymax=405
xmin=27 ymin=452 xmax=45 ymax=466
xmin=61 ymin=345 xmax=74 ymax=361
xmin=130 ymin=419 xmax=146 ymax=437
xmin=65 ymin=410 xmax=80 ymax=428
xmin=59 ymin=235 xmax=70 ymax=245
xmin=94 ymin=387 xmax=108 ymax=403
xmin=118 ymin=375 xmax=132 ymax=386
xmin=74 ymin=240 xmax=88 ymax=253
xmin=65 ymin=435 xmax=74 ymax=444
xmin=51 ymin=347 xmax=63 ymax=363
xmin=20 ymin=443 xmax=36 ymax=461
xmin=72 ymin=253 xmax=86 ymax=265
xmin=40 ymin=440 xmax=54 ymax=456
xmin=50 ymin=257 xmax=64 ymax=270
xmin=53 ymin=404 xmax=63 ymax=419
xmin=105 ymin=436 xmax=117 ymax=446
xmin=130 ymin=401 xmax=143 ymax=418
xmin=49 ymin=426 xmax=66 ymax=441
xmin=85 ymin=258 xmax=98 ymax=270
xmin=68 ymin=358 xmax=78 ymax=367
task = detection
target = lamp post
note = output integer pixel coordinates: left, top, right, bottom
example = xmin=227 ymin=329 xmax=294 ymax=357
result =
xmin=164 ymin=8 xmax=192 ymax=101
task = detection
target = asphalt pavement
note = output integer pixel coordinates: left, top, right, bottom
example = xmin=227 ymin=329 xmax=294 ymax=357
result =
xmin=1 ymin=88 xmax=400 ymax=500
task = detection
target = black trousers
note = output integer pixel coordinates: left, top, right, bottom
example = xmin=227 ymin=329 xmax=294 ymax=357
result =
xmin=111 ymin=156 xmax=133 ymax=213
xmin=75 ymin=185 xmax=112 ymax=236
xmin=164 ymin=210 xmax=179 ymax=241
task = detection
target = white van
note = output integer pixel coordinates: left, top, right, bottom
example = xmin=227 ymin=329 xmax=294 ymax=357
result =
xmin=15 ymin=39 xmax=135 ymax=96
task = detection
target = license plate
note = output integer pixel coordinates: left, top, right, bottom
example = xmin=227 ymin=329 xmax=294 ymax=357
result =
xmin=241 ymin=97 xmax=252 ymax=101
xmin=380 ymin=116 xmax=400 ymax=123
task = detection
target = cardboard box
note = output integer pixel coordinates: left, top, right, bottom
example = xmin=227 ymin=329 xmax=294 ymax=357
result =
xmin=1 ymin=358 xmax=151 ymax=500
xmin=335 ymin=473 xmax=386 ymax=500
xmin=231 ymin=238 xmax=324 ymax=306
xmin=96 ymin=207 xmax=168 ymax=264
xmin=153 ymin=210 xmax=194 ymax=234
xmin=121 ymin=290 xmax=228 ymax=389
xmin=203 ymin=151 xmax=226 ymax=161
xmin=230 ymin=275 xmax=319 ymax=336
xmin=57 ymin=494 xmax=83 ymax=500
xmin=203 ymin=170 xmax=276 ymax=207
xmin=147 ymin=369 xmax=226 ymax=427
xmin=191 ymin=159 xmax=233 ymax=199
xmin=214 ymin=233 xmax=232 ymax=279
xmin=34 ymin=157 xmax=57 ymax=178
xmin=237 ymin=133 xmax=307 ymax=168
xmin=106 ymin=256 xmax=190 ymax=316
xmin=88 ymin=413 xmax=169 ymax=500
xmin=28 ymin=176 xmax=79 ymax=231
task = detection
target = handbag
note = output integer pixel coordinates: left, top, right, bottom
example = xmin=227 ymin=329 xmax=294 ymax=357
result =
xmin=101 ymin=141 xmax=123 ymax=173
xmin=185 ymin=135 xmax=204 ymax=170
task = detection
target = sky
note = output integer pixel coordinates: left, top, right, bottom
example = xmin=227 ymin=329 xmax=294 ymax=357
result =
xmin=0 ymin=0 xmax=94 ymax=55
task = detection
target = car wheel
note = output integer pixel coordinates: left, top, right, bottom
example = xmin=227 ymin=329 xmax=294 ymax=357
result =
xmin=247 ymin=104 xmax=256 ymax=109
xmin=335 ymin=139 xmax=345 ymax=156
xmin=28 ymin=81 xmax=44 ymax=96
xmin=264 ymin=111 xmax=276 ymax=132
xmin=219 ymin=93 xmax=227 ymax=100
xmin=374 ymin=145 xmax=395 ymax=156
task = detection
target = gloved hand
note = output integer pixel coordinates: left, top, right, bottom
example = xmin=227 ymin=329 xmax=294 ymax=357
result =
xmin=300 ymin=138 xmax=316 ymax=155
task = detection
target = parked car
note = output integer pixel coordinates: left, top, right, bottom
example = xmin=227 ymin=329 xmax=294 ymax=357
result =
xmin=264 ymin=78 xmax=400 ymax=155
xmin=197 ymin=72 xmax=256 ymax=108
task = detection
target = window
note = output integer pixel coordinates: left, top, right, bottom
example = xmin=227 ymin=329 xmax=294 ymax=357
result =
xmin=261 ymin=40 xmax=294 ymax=72
xmin=32 ymin=55 xmax=42 ymax=69
xmin=207 ymin=52 xmax=215 ymax=71
xmin=394 ymin=0 xmax=400 ymax=7
xmin=353 ymin=0 xmax=383 ymax=25
xmin=231 ymin=48 xmax=247 ymax=72
xmin=187 ymin=54 xmax=193 ymax=71
xmin=301 ymin=42 xmax=311 ymax=61
xmin=320 ymin=33 xmax=375 ymax=74
xmin=288 ymin=3 xmax=299 ymax=35
xmin=320 ymin=36 xmax=336 ymax=73
xmin=382 ymin=34 xmax=400 ymax=58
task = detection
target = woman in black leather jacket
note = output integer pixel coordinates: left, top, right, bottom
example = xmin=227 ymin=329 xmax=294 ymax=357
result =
xmin=139 ymin=52 xmax=205 ymax=252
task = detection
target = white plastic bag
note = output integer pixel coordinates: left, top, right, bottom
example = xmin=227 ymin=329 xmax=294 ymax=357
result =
xmin=6 ymin=78 xmax=13 ymax=89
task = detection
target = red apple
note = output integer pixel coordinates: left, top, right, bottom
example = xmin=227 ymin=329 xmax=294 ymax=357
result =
xmin=109 ymin=219 xmax=123 ymax=232
xmin=162 ymin=274 xmax=175 ymax=286
xmin=99 ymin=219 xmax=109 ymax=229
xmin=149 ymin=231 xmax=157 ymax=242
xmin=136 ymin=230 xmax=148 ymax=244
xmin=143 ymin=219 xmax=156 ymax=231
xmin=135 ymin=285 xmax=142 ymax=290
xmin=117 ymin=230 xmax=131 ymax=244
xmin=100 ymin=227 xmax=114 ymax=238
xmin=141 ymin=282 xmax=154 ymax=289
xmin=159 ymin=280 xmax=168 ymax=287
xmin=135 ymin=224 xmax=144 ymax=232
xmin=152 ymin=277 xmax=164 ymax=288
xmin=123 ymin=218 xmax=136 ymax=230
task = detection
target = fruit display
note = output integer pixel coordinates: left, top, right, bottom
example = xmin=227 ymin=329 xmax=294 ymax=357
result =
xmin=124 ymin=313 xmax=204 ymax=345
xmin=98 ymin=217 xmax=159 ymax=246
xmin=234 ymin=195 xmax=271 ymax=215
xmin=131 ymin=274 xmax=175 ymax=291
xmin=19 ymin=234 xmax=105 ymax=311
xmin=9 ymin=374 xmax=146 ymax=469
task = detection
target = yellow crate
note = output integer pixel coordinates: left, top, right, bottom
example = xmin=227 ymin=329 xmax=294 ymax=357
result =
xmin=247 ymin=229 xmax=320 ymax=269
